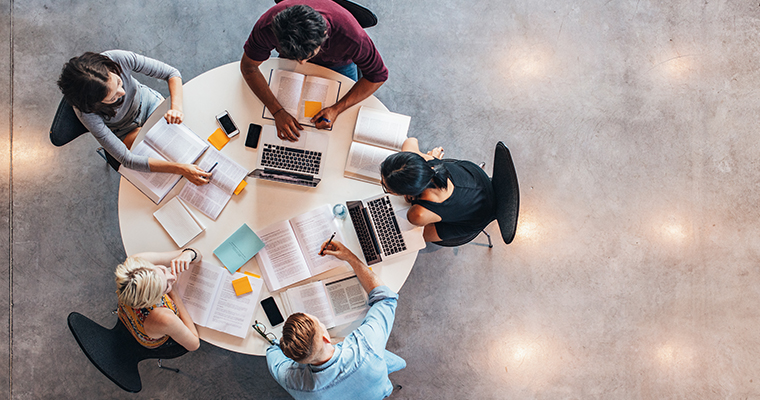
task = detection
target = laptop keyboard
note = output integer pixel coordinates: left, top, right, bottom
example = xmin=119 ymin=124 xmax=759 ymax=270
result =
xmin=348 ymin=203 xmax=382 ymax=265
xmin=366 ymin=196 xmax=407 ymax=256
xmin=261 ymin=144 xmax=322 ymax=175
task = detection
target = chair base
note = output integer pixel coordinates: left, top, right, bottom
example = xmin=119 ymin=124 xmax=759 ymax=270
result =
xmin=157 ymin=359 xmax=180 ymax=373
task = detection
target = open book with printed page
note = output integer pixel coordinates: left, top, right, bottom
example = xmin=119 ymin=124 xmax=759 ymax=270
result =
xmin=343 ymin=106 xmax=411 ymax=185
xmin=119 ymin=119 xmax=209 ymax=204
xmin=280 ymin=272 xmax=369 ymax=329
xmin=176 ymin=261 xmax=264 ymax=339
xmin=254 ymin=205 xmax=348 ymax=292
xmin=178 ymin=148 xmax=248 ymax=220
xmin=262 ymin=69 xmax=342 ymax=129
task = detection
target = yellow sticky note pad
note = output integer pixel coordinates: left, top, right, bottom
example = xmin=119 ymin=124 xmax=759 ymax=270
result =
xmin=233 ymin=180 xmax=247 ymax=195
xmin=304 ymin=101 xmax=322 ymax=118
xmin=232 ymin=276 xmax=253 ymax=296
xmin=208 ymin=128 xmax=230 ymax=150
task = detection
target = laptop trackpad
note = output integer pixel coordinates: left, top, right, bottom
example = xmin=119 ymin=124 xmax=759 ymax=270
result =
xmin=394 ymin=207 xmax=416 ymax=231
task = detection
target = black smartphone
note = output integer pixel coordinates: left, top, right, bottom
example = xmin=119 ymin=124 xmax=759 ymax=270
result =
xmin=216 ymin=110 xmax=239 ymax=137
xmin=246 ymin=123 xmax=262 ymax=148
xmin=261 ymin=296 xmax=284 ymax=326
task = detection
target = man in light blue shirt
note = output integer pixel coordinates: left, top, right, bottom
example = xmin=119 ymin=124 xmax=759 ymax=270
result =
xmin=266 ymin=240 xmax=406 ymax=400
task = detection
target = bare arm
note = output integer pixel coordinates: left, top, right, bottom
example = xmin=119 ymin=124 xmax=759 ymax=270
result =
xmin=407 ymin=204 xmax=442 ymax=227
xmin=132 ymin=248 xmax=203 ymax=275
xmin=144 ymin=295 xmax=200 ymax=351
xmin=312 ymin=78 xmax=384 ymax=130
xmin=240 ymin=54 xmax=303 ymax=141
xmin=401 ymin=138 xmax=443 ymax=161
xmin=320 ymin=240 xmax=383 ymax=293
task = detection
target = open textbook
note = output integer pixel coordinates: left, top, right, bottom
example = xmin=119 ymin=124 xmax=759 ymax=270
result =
xmin=255 ymin=205 xmax=347 ymax=292
xmin=280 ymin=273 xmax=369 ymax=329
xmin=344 ymin=107 xmax=411 ymax=184
xmin=179 ymin=148 xmax=248 ymax=220
xmin=176 ymin=261 xmax=264 ymax=339
xmin=262 ymin=69 xmax=342 ymax=128
xmin=153 ymin=197 xmax=205 ymax=247
xmin=119 ymin=119 xmax=209 ymax=204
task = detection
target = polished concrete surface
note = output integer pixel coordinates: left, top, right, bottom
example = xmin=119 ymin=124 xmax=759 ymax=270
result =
xmin=3 ymin=0 xmax=760 ymax=398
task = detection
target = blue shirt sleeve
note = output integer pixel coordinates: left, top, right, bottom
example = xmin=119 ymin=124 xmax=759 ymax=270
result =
xmin=266 ymin=342 xmax=294 ymax=381
xmin=354 ymin=285 xmax=398 ymax=351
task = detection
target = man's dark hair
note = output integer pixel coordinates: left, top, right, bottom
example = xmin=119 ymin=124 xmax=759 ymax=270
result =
xmin=272 ymin=5 xmax=328 ymax=61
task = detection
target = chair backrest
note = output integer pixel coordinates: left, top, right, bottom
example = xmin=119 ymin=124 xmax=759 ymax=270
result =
xmin=49 ymin=98 xmax=88 ymax=147
xmin=491 ymin=142 xmax=520 ymax=244
xmin=274 ymin=0 xmax=378 ymax=29
xmin=67 ymin=312 xmax=187 ymax=393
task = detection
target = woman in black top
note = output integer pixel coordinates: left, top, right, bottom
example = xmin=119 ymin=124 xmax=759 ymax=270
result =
xmin=380 ymin=138 xmax=495 ymax=242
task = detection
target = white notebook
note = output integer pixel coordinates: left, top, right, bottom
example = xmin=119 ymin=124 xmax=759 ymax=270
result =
xmin=153 ymin=197 xmax=205 ymax=247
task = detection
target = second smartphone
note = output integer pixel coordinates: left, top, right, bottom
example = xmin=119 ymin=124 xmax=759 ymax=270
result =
xmin=216 ymin=110 xmax=239 ymax=137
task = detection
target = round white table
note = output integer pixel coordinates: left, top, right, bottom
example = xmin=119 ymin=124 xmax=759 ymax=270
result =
xmin=118 ymin=58 xmax=418 ymax=355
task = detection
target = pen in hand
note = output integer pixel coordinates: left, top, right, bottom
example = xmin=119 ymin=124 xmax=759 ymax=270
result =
xmin=320 ymin=232 xmax=337 ymax=256
xmin=207 ymin=162 xmax=218 ymax=174
xmin=318 ymin=117 xmax=331 ymax=123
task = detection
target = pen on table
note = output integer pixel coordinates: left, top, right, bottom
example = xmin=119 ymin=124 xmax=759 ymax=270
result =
xmin=320 ymin=232 xmax=336 ymax=256
xmin=207 ymin=162 xmax=218 ymax=174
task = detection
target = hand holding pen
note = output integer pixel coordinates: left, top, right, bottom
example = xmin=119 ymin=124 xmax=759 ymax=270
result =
xmin=319 ymin=232 xmax=336 ymax=256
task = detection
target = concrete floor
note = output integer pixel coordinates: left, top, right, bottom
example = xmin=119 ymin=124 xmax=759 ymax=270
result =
xmin=3 ymin=0 xmax=760 ymax=398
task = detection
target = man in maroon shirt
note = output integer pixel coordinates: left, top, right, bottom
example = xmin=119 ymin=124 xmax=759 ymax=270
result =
xmin=241 ymin=0 xmax=388 ymax=141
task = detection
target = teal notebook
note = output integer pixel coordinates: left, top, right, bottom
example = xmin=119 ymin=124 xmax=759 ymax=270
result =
xmin=214 ymin=223 xmax=265 ymax=273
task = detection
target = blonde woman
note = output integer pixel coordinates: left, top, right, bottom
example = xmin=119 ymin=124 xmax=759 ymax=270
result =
xmin=115 ymin=248 xmax=201 ymax=351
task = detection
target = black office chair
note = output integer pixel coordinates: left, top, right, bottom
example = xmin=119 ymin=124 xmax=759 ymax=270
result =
xmin=50 ymin=97 xmax=122 ymax=171
xmin=434 ymin=142 xmax=520 ymax=247
xmin=67 ymin=312 xmax=188 ymax=393
xmin=491 ymin=142 xmax=519 ymax=244
xmin=274 ymin=0 xmax=378 ymax=28
xmin=49 ymin=98 xmax=88 ymax=147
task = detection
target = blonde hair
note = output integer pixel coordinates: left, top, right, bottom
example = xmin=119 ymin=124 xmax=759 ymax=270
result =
xmin=114 ymin=257 xmax=164 ymax=309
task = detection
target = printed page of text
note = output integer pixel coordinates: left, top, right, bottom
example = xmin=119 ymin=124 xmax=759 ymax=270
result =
xmin=144 ymin=119 xmax=207 ymax=164
xmin=255 ymin=220 xmax=311 ymax=291
xmin=176 ymin=261 xmax=223 ymax=326
xmin=352 ymin=107 xmax=410 ymax=150
xmin=179 ymin=180 xmax=230 ymax=220
xmin=285 ymin=281 xmax=336 ymax=328
xmin=291 ymin=205 xmax=346 ymax=276
xmin=196 ymin=149 xmax=247 ymax=194
xmin=344 ymin=142 xmax=395 ymax=183
xmin=205 ymin=272 xmax=263 ymax=338
xmin=324 ymin=274 xmax=369 ymax=326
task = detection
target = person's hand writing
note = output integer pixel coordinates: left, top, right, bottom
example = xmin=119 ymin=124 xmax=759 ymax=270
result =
xmin=164 ymin=109 xmax=184 ymax=124
xmin=170 ymin=249 xmax=195 ymax=275
xmin=182 ymin=164 xmax=212 ymax=185
xmin=273 ymin=109 xmax=302 ymax=141
xmin=311 ymin=106 xmax=339 ymax=130
xmin=320 ymin=240 xmax=358 ymax=262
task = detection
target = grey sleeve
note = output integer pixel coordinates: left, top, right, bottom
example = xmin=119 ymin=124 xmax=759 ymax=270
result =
xmin=76 ymin=111 xmax=151 ymax=172
xmin=103 ymin=50 xmax=182 ymax=81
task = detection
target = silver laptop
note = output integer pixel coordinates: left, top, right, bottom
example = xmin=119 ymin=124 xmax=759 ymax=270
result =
xmin=251 ymin=125 xmax=329 ymax=187
xmin=346 ymin=194 xmax=426 ymax=265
